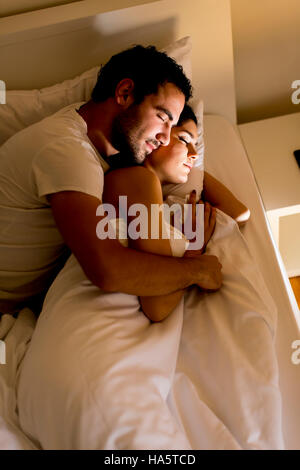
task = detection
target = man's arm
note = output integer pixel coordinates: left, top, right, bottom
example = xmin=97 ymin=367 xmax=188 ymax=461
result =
xmin=48 ymin=188 xmax=222 ymax=299
xmin=102 ymin=166 xmax=220 ymax=322
xmin=202 ymin=171 xmax=250 ymax=227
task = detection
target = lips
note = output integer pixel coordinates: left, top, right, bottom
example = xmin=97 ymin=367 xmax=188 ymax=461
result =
xmin=146 ymin=140 xmax=159 ymax=150
xmin=146 ymin=143 xmax=159 ymax=155
xmin=184 ymin=163 xmax=192 ymax=170
xmin=146 ymin=142 xmax=155 ymax=151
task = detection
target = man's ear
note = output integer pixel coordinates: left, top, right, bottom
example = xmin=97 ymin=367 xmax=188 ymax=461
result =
xmin=115 ymin=78 xmax=135 ymax=107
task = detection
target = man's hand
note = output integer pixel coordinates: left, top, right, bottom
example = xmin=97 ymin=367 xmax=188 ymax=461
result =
xmin=183 ymin=251 xmax=222 ymax=291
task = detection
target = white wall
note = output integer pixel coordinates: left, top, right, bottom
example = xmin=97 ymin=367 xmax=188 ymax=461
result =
xmin=2 ymin=1 xmax=299 ymax=124
xmin=0 ymin=1 xmax=76 ymax=17
xmin=231 ymin=0 xmax=300 ymax=123
xmin=0 ymin=0 xmax=155 ymax=18
xmin=0 ymin=0 xmax=236 ymax=123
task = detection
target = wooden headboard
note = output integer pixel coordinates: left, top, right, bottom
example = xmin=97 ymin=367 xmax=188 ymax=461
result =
xmin=0 ymin=0 xmax=236 ymax=123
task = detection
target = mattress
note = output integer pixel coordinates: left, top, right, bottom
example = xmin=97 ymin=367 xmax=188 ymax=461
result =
xmin=203 ymin=114 xmax=300 ymax=449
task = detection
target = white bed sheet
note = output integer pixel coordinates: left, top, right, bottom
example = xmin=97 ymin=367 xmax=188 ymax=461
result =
xmin=16 ymin=205 xmax=283 ymax=450
xmin=0 ymin=309 xmax=37 ymax=450
xmin=0 ymin=114 xmax=299 ymax=450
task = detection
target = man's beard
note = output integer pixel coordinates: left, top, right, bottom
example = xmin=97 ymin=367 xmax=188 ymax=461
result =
xmin=111 ymin=105 xmax=147 ymax=166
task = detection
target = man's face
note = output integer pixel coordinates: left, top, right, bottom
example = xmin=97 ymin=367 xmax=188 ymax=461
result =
xmin=111 ymin=82 xmax=185 ymax=165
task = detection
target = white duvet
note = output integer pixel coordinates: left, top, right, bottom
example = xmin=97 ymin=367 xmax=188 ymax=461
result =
xmin=0 ymin=209 xmax=284 ymax=449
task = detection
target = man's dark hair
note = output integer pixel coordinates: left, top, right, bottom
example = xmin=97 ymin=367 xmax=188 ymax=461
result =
xmin=91 ymin=45 xmax=192 ymax=104
xmin=177 ymin=103 xmax=198 ymax=126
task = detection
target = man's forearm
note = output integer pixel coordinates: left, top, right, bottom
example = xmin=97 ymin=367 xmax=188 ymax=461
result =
xmin=90 ymin=241 xmax=195 ymax=296
xmin=48 ymin=192 xmax=222 ymax=297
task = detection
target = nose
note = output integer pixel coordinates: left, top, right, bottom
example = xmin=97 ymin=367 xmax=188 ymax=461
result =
xmin=156 ymin=121 xmax=172 ymax=147
xmin=188 ymin=142 xmax=198 ymax=161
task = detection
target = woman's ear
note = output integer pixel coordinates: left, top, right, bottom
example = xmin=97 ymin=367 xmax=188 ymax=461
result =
xmin=115 ymin=78 xmax=135 ymax=107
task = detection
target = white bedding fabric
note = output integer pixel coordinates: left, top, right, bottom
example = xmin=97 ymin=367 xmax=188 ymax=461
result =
xmin=203 ymin=115 xmax=300 ymax=449
xmin=14 ymin=209 xmax=284 ymax=450
xmin=167 ymin=209 xmax=283 ymax=450
xmin=0 ymin=309 xmax=37 ymax=449
xmin=0 ymin=114 xmax=297 ymax=450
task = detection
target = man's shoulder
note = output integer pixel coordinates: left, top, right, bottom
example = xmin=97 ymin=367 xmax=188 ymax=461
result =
xmin=2 ymin=102 xmax=87 ymax=151
xmin=37 ymin=102 xmax=86 ymax=137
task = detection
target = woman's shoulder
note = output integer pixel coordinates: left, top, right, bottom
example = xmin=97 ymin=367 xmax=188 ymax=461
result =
xmin=103 ymin=165 xmax=163 ymax=205
xmin=105 ymin=165 xmax=161 ymax=194
xmin=105 ymin=165 xmax=157 ymax=183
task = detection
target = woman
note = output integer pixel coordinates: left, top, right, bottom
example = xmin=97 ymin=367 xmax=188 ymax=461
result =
xmin=102 ymin=104 xmax=250 ymax=322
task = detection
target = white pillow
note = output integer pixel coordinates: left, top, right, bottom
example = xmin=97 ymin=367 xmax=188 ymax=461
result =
xmin=161 ymin=35 xmax=192 ymax=81
xmin=0 ymin=66 xmax=99 ymax=147
xmin=0 ymin=36 xmax=192 ymax=146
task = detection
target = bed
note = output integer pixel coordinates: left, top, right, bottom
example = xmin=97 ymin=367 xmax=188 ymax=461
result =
xmin=0 ymin=0 xmax=299 ymax=450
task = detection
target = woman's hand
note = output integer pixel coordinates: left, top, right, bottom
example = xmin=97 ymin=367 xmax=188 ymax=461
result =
xmin=183 ymin=190 xmax=217 ymax=254
xmin=182 ymin=190 xmax=221 ymax=292
xmin=199 ymin=200 xmax=217 ymax=254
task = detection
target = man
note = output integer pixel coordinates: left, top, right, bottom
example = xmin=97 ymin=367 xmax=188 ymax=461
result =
xmin=0 ymin=45 xmax=222 ymax=318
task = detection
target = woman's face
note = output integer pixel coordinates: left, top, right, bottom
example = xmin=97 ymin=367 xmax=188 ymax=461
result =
xmin=144 ymin=119 xmax=198 ymax=184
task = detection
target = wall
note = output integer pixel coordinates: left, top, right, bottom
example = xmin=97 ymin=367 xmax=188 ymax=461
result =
xmin=0 ymin=1 xmax=76 ymax=17
xmin=0 ymin=0 xmax=156 ymax=18
xmin=231 ymin=0 xmax=300 ymax=123
xmin=2 ymin=1 xmax=299 ymax=125
xmin=0 ymin=0 xmax=236 ymax=123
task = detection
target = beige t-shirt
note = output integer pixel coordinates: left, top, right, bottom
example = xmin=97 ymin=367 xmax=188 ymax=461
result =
xmin=0 ymin=102 xmax=109 ymax=314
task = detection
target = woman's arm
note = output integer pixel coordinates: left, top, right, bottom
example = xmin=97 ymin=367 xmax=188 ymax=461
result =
xmin=202 ymin=171 xmax=250 ymax=227
xmin=103 ymin=166 xmax=186 ymax=323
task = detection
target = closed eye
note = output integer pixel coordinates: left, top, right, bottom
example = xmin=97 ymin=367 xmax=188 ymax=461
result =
xmin=179 ymin=136 xmax=189 ymax=144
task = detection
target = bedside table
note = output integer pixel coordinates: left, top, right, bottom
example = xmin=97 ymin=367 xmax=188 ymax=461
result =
xmin=238 ymin=112 xmax=300 ymax=277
